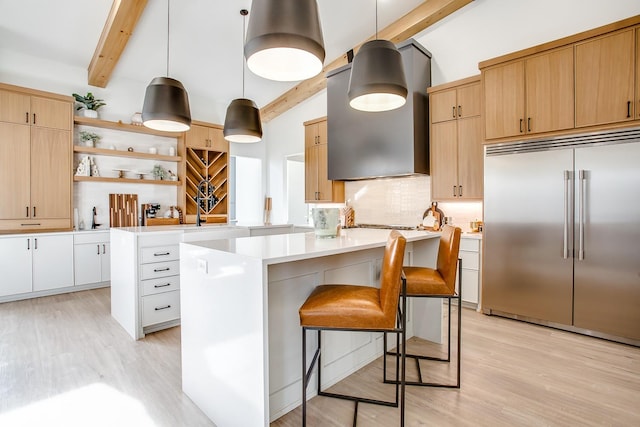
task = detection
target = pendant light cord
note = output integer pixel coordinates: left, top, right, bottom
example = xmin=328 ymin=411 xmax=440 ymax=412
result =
xmin=166 ymin=0 xmax=170 ymax=77
xmin=375 ymin=0 xmax=378 ymax=40
xmin=242 ymin=10 xmax=247 ymax=97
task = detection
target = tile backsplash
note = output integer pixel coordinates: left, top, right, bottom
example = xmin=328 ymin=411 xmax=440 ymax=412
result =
xmin=344 ymin=175 xmax=483 ymax=231
xmin=345 ymin=175 xmax=431 ymax=227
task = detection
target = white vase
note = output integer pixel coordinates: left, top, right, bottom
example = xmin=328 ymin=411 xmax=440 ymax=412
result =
xmin=82 ymin=109 xmax=98 ymax=119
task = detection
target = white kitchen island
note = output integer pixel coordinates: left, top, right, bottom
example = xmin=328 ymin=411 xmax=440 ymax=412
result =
xmin=179 ymin=228 xmax=442 ymax=426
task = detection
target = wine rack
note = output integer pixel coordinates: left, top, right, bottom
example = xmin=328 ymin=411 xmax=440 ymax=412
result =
xmin=183 ymin=147 xmax=228 ymax=223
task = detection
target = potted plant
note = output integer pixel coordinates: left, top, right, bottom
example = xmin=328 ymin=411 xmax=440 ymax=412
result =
xmin=79 ymin=131 xmax=101 ymax=147
xmin=72 ymin=92 xmax=106 ymax=118
xmin=152 ymin=164 xmax=166 ymax=180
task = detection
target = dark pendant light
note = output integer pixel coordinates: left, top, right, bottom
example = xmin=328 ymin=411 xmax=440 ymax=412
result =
xmin=244 ymin=0 xmax=325 ymax=81
xmin=142 ymin=0 xmax=191 ymax=132
xmin=348 ymin=0 xmax=407 ymax=112
xmin=224 ymin=9 xmax=262 ymax=143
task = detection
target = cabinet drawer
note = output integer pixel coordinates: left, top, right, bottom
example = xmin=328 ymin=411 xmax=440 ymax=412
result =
xmin=74 ymin=232 xmax=109 ymax=245
xmin=141 ymin=276 xmax=180 ymax=296
xmin=141 ymin=245 xmax=179 ymax=264
xmin=459 ymin=251 xmax=479 ymax=270
xmin=142 ymin=291 xmax=180 ymax=327
xmin=460 ymin=238 xmax=480 ymax=252
xmin=140 ymin=260 xmax=180 ymax=280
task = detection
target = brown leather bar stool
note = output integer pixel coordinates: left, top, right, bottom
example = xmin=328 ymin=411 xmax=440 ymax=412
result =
xmin=299 ymin=230 xmax=407 ymax=426
xmin=385 ymin=224 xmax=462 ymax=388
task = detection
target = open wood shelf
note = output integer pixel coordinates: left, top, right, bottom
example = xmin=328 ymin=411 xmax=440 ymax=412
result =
xmin=73 ymin=145 xmax=182 ymax=162
xmin=74 ymin=176 xmax=181 ymax=186
xmin=74 ymin=116 xmax=182 ymax=138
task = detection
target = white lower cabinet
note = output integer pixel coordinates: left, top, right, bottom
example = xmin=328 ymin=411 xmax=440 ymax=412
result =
xmin=456 ymin=236 xmax=482 ymax=310
xmin=0 ymin=236 xmax=33 ymax=297
xmin=74 ymin=232 xmax=110 ymax=285
xmin=0 ymin=234 xmax=73 ymax=298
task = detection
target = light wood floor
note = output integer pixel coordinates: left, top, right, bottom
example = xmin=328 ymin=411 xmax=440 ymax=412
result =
xmin=1 ymin=288 xmax=639 ymax=426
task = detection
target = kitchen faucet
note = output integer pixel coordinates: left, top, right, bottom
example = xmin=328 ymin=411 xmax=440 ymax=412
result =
xmin=196 ymin=179 xmax=217 ymax=226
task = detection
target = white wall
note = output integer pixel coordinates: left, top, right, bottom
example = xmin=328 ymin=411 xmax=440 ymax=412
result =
xmin=263 ymin=91 xmax=328 ymax=224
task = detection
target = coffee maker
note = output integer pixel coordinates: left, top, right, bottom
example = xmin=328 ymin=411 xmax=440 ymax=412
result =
xmin=141 ymin=203 xmax=161 ymax=226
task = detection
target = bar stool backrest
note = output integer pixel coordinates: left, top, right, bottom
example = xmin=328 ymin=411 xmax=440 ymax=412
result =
xmin=379 ymin=230 xmax=407 ymax=329
xmin=437 ymin=225 xmax=462 ymax=294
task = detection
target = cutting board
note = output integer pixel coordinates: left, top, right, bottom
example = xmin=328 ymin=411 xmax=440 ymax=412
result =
xmin=109 ymin=194 xmax=139 ymax=227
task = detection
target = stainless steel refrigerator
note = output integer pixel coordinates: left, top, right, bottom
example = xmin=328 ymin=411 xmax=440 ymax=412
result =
xmin=483 ymin=127 xmax=640 ymax=345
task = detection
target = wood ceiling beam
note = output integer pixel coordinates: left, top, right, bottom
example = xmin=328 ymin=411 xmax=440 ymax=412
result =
xmin=260 ymin=0 xmax=474 ymax=122
xmin=88 ymin=0 xmax=149 ymax=88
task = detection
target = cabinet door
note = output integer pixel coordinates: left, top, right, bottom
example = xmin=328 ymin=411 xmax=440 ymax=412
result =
xmin=636 ymin=27 xmax=640 ymax=120
xmin=209 ymin=127 xmax=228 ymax=152
xmin=430 ymin=121 xmax=458 ymax=200
xmin=304 ymin=145 xmax=319 ymax=202
xmin=74 ymin=243 xmax=102 ymax=285
xmin=185 ymin=124 xmax=211 ymax=148
xmin=483 ymin=61 xmax=525 ymax=140
xmin=315 ymin=143 xmax=334 ymax=202
xmin=0 ymin=237 xmax=32 ymax=297
xmin=526 ymin=47 xmax=574 ymax=134
xmin=0 ymin=90 xmax=30 ymax=124
xmin=304 ymin=122 xmax=319 ymax=148
xmin=30 ymin=96 xmax=72 ymax=130
xmin=0 ymin=123 xmax=31 ymax=220
xmin=575 ymin=29 xmax=635 ymax=127
xmin=101 ymin=242 xmax=111 ymax=282
xmin=456 ymin=83 xmax=481 ymax=118
xmin=457 ymin=116 xmax=483 ymax=199
xmin=431 ymin=89 xmax=457 ymax=123
xmin=30 ymin=128 xmax=71 ymax=219
xmin=32 ymin=234 xmax=73 ymax=291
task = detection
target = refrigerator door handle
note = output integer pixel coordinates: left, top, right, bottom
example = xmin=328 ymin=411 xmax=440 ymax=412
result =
xmin=578 ymin=169 xmax=586 ymax=261
xmin=563 ymin=170 xmax=570 ymax=259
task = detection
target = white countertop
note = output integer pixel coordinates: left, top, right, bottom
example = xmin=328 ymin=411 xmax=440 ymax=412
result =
xmin=111 ymin=223 xmax=292 ymax=235
xmin=183 ymin=228 xmax=440 ymax=265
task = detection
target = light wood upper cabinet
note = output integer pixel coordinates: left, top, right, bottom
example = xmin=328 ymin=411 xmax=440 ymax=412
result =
xmin=0 ymin=89 xmax=71 ymax=130
xmin=185 ymin=123 xmax=228 ymax=151
xmin=0 ymin=83 xmax=72 ymax=232
xmin=0 ymin=90 xmax=30 ymax=125
xmin=30 ymin=128 xmax=71 ymax=219
xmin=484 ymin=47 xmax=574 ymax=140
xmin=429 ymin=78 xmax=483 ymax=201
xmin=304 ymin=118 xmax=344 ymax=203
xmin=430 ymin=121 xmax=458 ymax=199
xmin=431 ymin=82 xmax=481 ymax=124
xmin=0 ymin=122 xmax=31 ymax=219
xmin=525 ymin=46 xmax=574 ymax=134
xmin=456 ymin=116 xmax=483 ymax=199
xmin=575 ymin=28 xmax=635 ymax=127
xmin=483 ymin=61 xmax=525 ymax=140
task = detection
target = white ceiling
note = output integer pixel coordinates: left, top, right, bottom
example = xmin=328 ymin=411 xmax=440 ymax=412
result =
xmin=0 ymin=0 xmax=425 ymax=108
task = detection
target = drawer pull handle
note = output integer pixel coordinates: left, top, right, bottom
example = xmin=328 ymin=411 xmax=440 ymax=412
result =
xmin=154 ymin=252 xmax=171 ymax=256
xmin=21 ymin=223 xmax=41 ymax=226
xmin=153 ymin=267 xmax=170 ymax=272
xmin=154 ymin=283 xmax=171 ymax=288
xmin=154 ymin=305 xmax=171 ymax=311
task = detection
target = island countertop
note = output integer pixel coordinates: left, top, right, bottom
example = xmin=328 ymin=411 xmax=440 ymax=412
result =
xmin=180 ymin=228 xmax=443 ymax=426
xmin=187 ymin=228 xmax=440 ymax=265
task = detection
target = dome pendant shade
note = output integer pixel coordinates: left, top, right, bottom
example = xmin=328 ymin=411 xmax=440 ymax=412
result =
xmin=348 ymin=40 xmax=408 ymax=112
xmin=245 ymin=0 xmax=325 ymax=81
xmin=142 ymin=77 xmax=192 ymax=132
xmin=223 ymin=98 xmax=263 ymax=143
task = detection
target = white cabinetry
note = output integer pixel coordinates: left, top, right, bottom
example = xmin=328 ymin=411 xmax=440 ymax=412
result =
xmin=456 ymin=236 xmax=482 ymax=310
xmin=110 ymin=226 xmax=262 ymax=339
xmin=0 ymin=234 xmax=73 ymax=299
xmin=0 ymin=236 xmax=32 ymax=297
xmin=74 ymin=231 xmax=110 ymax=285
